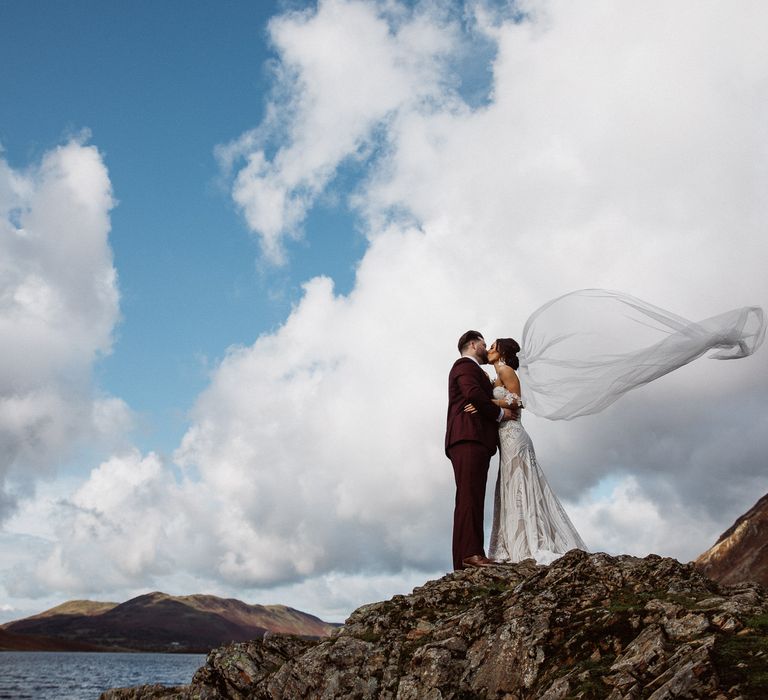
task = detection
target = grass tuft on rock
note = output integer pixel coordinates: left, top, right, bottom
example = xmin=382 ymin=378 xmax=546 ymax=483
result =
xmin=713 ymin=614 xmax=768 ymax=699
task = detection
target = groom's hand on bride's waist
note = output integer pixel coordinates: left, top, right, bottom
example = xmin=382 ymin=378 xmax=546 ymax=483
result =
xmin=464 ymin=403 xmax=519 ymax=422
xmin=501 ymin=407 xmax=519 ymax=422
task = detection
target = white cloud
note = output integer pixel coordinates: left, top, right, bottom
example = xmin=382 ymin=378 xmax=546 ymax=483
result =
xmin=30 ymin=451 xmax=178 ymax=591
xmin=198 ymin=0 xmax=768 ymax=590
xmin=567 ymin=475 xmax=726 ymax=562
xmin=0 ymin=139 xmax=124 ymax=520
xmin=217 ymin=0 xmax=460 ymax=263
xmin=9 ymin=0 xmax=768 ymax=621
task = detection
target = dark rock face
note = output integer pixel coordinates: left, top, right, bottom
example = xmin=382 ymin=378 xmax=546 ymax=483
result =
xmin=101 ymin=551 xmax=768 ymax=699
xmin=696 ymin=492 xmax=768 ymax=587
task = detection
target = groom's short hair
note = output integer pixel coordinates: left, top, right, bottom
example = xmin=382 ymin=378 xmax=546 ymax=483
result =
xmin=458 ymin=330 xmax=484 ymax=354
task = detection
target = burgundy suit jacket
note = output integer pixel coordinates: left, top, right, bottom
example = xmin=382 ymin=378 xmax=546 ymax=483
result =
xmin=445 ymin=357 xmax=500 ymax=457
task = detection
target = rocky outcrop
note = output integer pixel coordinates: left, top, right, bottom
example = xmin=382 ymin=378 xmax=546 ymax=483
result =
xmin=696 ymin=492 xmax=768 ymax=587
xmin=4 ymin=591 xmax=337 ymax=652
xmin=101 ymin=550 xmax=768 ymax=699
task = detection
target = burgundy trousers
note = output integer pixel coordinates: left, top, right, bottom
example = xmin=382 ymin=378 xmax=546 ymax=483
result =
xmin=448 ymin=441 xmax=492 ymax=570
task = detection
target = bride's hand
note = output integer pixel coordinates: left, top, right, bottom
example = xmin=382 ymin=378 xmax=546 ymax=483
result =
xmin=464 ymin=403 xmax=478 ymax=414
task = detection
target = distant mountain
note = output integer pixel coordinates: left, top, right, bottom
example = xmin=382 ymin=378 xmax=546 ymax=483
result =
xmin=0 ymin=626 xmax=106 ymax=651
xmin=2 ymin=591 xmax=338 ymax=652
xmin=695 ymin=492 xmax=768 ymax=586
xmin=19 ymin=599 xmax=118 ymax=620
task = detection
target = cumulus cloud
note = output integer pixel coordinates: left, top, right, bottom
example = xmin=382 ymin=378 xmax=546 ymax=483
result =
xmin=16 ymin=0 xmax=768 ymax=618
xmin=201 ymin=0 xmax=768 ymax=583
xmin=0 ymin=139 xmax=125 ymax=521
xmin=26 ymin=451 xmax=178 ymax=592
xmin=567 ymin=474 xmax=727 ymax=562
xmin=216 ymin=0 xmax=461 ymax=262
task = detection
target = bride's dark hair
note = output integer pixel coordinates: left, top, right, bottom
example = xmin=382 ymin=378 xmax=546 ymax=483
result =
xmin=494 ymin=338 xmax=521 ymax=370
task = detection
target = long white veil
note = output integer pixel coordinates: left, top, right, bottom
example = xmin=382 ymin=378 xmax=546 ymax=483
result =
xmin=518 ymin=289 xmax=766 ymax=420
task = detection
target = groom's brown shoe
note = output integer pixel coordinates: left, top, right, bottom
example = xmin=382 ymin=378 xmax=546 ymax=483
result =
xmin=462 ymin=555 xmax=496 ymax=568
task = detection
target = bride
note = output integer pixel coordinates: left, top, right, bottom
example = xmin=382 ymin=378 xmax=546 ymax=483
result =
xmin=486 ymin=338 xmax=586 ymax=563
xmin=466 ymin=289 xmax=766 ymax=565
xmin=465 ymin=337 xmax=587 ymax=564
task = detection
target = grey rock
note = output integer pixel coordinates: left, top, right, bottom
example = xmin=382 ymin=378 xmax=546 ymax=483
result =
xmin=101 ymin=551 xmax=768 ymax=700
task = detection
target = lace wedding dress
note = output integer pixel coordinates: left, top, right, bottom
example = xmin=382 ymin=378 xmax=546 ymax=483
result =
xmin=488 ymin=385 xmax=586 ymax=564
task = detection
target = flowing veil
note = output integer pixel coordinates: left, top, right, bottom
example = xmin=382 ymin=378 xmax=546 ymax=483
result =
xmin=517 ymin=289 xmax=766 ymax=420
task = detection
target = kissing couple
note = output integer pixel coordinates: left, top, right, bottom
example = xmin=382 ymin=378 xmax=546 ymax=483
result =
xmin=444 ymin=290 xmax=765 ymax=571
xmin=445 ymin=329 xmax=585 ymax=570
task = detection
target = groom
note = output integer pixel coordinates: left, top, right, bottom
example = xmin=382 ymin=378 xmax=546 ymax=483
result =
xmin=446 ymin=331 xmax=516 ymax=570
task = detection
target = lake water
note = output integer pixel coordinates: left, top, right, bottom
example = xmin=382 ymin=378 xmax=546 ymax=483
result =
xmin=0 ymin=651 xmax=206 ymax=699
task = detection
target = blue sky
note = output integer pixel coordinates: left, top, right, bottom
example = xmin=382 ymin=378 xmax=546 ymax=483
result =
xmin=1 ymin=0 xmax=360 ymax=456
xmin=1 ymin=0 xmax=767 ymax=623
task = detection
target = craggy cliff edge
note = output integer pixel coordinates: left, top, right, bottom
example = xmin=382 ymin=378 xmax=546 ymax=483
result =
xmin=696 ymin=493 xmax=768 ymax=587
xmin=101 ymin=551 xmax=768 ymax=699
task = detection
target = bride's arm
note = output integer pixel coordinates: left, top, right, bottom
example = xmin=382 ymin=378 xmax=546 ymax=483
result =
xmin=497 ymin=366 xmax=524 ymax=408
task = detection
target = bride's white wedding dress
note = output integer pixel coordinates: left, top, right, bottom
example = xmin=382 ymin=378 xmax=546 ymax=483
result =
xmin=488 ymin=385 xmax=586 ymax=565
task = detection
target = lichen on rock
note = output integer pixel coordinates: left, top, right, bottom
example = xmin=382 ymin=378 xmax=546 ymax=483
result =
xmin=101 ymin=550 xmax=768 ymax=699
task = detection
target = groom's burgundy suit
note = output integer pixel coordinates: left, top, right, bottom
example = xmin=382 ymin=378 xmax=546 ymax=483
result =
xmin=445 ymin=357 xmax=500 ymax=570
